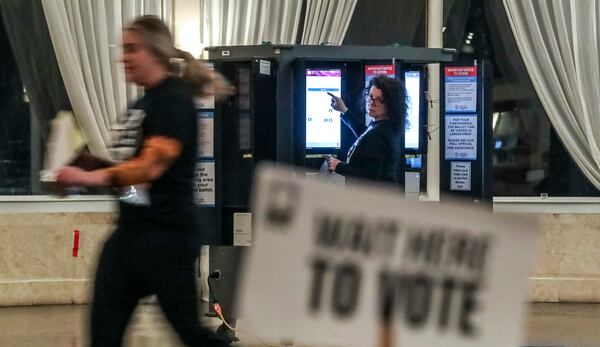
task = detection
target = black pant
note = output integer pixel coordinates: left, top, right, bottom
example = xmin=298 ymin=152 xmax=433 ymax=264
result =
xmin=90 ymin=230 xmax=228 ymax=347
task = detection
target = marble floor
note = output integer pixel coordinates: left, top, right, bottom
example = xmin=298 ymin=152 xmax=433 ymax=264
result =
xmin=0 ymin=303 xmax=598 ymax=347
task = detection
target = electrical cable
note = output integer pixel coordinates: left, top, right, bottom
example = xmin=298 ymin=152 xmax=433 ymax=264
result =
xmin=207 ymin=272 xmax=282 ymax=347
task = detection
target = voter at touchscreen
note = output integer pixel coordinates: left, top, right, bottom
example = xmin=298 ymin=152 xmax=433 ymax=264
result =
xmin=328 ymin=75 xmax=406 ymax=184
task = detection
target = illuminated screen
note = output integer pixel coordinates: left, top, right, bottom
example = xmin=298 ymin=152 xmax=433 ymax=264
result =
xmin=405 ymin=71 xmax=421 ymax=150
xmin=406 ymin=156 xmax=422 ymax=169
xmin=306 ymin=69 xmax=342 ymax=149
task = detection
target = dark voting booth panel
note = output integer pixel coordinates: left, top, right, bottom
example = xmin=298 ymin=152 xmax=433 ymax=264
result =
xmin=208 ymin=246 xmax=245 ymax=318
xmin=213 ymin=60 xmax=277 ymax=245
xmin=206 ymin=45 xmax=455 ymax=244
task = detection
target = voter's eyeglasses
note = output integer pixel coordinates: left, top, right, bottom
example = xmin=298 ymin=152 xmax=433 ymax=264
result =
xmin=366 ymin=93 xmax=385 ymax=106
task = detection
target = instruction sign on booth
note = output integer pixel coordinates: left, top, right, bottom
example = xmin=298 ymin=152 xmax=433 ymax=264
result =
xmin=193 ymin=161 xmax=215 ymax=206
xmin=239 ymin=165 xmax=537 ymax=347
xmin=445 ymin=113 xmax=477 ymax=160
xmin=445 ymin=66 xmax=477 ymax=113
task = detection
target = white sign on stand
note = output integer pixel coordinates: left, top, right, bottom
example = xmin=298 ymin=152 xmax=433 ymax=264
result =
xmin=259 ymin=59 xmax=271 ymax=75
xmin=193 ymin=161 xmax=215 ymax=206
xmin=197 ymin=112 xmax=214 ymax=158
xmin=445 ymin=113 xmax=477 ymax=160
xmin=451 ymin=161 xmax=472 ymax=191
xmin=239 ymin=165 xmax=537 ymax=347
xmin=233 ymin=212 xmax=252 ymax=246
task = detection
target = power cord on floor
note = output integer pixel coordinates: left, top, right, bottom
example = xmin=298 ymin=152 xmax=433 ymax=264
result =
xmin=207 ymin=271 xmax=283 ymax=347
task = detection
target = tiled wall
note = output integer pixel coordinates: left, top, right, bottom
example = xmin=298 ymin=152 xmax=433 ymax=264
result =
xmin=1 ymin=212 xmax=599 ymax=306
xmin=528 ymin=214 xmax=600 ymax=302
xmin=0 ymin=213 xmax=114 ymax=306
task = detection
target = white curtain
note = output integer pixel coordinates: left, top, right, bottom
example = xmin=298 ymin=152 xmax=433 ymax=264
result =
xmin=41 ymin=0 xmax=172 ymax=160
xmin=201 ymin=0 xmax=303 ymax=46
xmin=301 ymin=0 xmax=357 ymax=45
xmin=503 ymin=0 xmax=600 ymax=189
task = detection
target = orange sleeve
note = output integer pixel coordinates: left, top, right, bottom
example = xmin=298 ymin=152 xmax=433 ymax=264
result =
xmin=103 ymin=136 xmax=182 ymax=187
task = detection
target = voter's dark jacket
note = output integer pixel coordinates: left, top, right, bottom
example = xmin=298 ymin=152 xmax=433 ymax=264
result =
xmin=335 ymin=108 xmax=403 ymax=185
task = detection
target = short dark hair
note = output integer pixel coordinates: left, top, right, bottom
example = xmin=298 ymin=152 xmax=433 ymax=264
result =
xmin=364 ymin=75 xmax=408 ymax=130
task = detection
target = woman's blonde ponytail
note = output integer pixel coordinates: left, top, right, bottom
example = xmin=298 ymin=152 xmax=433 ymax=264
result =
xmin=126 ymin=16 xmax=233 ymax=99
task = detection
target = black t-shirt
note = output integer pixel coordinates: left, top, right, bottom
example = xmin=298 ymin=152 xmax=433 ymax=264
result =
xmin=117 ymin=77 xmax=198 ymax=232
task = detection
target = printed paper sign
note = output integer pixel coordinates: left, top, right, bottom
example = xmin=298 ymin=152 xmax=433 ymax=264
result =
xmin=445 ymin=67 xmax=477 ymax=113
xmin=445 ymin=113 xmax=477 ymax=160
xmin=365 ymin=64 xmax=396 ymax=84
xmin=198 ymin=112 xmax=214 ymax=158
xmin=259 ymin=59 xmax=271 ymax=75
xmin=238 ymin=165 xmax=538 ymax=347
xmin=233 ymin=213 xmax=252 ymax=246
xmin=194 ymin=161 xmax=215 ymax=206
xmin=451 ymin=161 xmax=472 ymax=191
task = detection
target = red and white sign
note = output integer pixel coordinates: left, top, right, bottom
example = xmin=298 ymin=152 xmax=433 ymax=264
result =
xmin=365 ymin=65 xmax=396 ymax=80
xmin=445 ymin=67 xmax=477 ymax=77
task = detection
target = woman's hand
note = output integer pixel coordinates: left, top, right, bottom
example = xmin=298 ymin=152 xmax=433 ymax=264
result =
xmin=55 ymin=166 xmax=87 ymax=186
xmin=55 ymin=166 xmax=110 ymax=187
xmin=328 ymin=93 xmax=348 ymax=113
xmin=327 ymin=157 xmax=342 ymax=173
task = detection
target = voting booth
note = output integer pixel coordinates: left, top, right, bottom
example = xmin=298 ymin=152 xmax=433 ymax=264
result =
xmin=202 ymin=45 xmax=456 ymax=244
xmin=199 ymin=48 xmax=504 ymax=346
